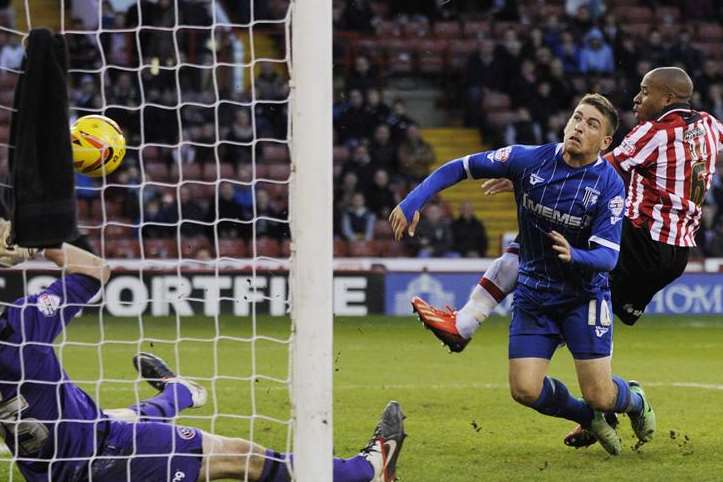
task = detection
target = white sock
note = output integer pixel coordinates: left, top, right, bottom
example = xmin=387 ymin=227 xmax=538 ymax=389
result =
xmin=456 ymin=250 xmax=519 ymax=339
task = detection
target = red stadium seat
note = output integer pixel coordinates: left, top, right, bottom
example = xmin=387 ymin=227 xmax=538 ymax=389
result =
xmin=0 ymin=91 xmax=13 ymax=108
xmin=374 ymin=240 xmax=409 ymax=258
xmin=333 ymin=145 xmax=351 ymax=163
xmin=262 ymin=143 xmax=290 ymax=163
xmin=487 ymin=111 xmax=517 ymax=130
xmin=255 ymin=237 xmax=281 ymax=257
xmin=622 ymin=23 xmax=651 ymax=39
xmin=180 ymin=162 xmax=203 ymax=181
xmin=280 ymin=239 xmax=291 ymax=257
xmin=402 ymin=20 xmax=431 ymax=38
xmin=219 ymin=162 xmax=235 ymax=180
xmin=483 ymin=91 xmax=511 ymax=111
xmin=103 ymin=223 xmax=134 ymax=240
xmin=416 ymin=40 xmax=448 ymax=74
xmin=382 ymin=39 xmax=414 ymax=74
xmin=108 ymin=238 xmax=141 ymax=258
xmin=698 ymin=23 xmax=723 ymax=42
xmin=433 ymin=21 xmax=461 ymax=39
xmin=0 ymin=125 xmax=8 ymax=144
xmin=448 ymin=39 xmax=478 ymax=71
xmin=143 ymin=238 xmax=179 ymax=258
xmin=334 ymin=239 xmax=349 ymax=257
xmin=375 ymin=21 xmax=402 ymax=38
xmin=614 ymin=6 xmax=653 ymax=23
xmin=462 ymin=20 xmax=490 ymax=38
xmin=348 ymin=240 xmax=380 ymax=257
xmin=181 ymin=236 xmax=212 ymax=259
xmin=654 ymin=6 xmax=680 ymax=22
xmin=254 ymin=164 xmax=269 ymax=179
xmin=693 ymin=42 xmax=723 ymax=59
xmin=492 ymin=21 xmax=518 ymax=37
xmin=373 ymin=219 xmax=393 ymax=240
xmin=144 ymin=162 xmax=170 ymax=183
xmin=141 ymin=145 xmax=161 ymax=162
xmin=268 ymin=163 xmax=291 ymax=181
xmin=542 ymin=4 xmax=564 ymax=18
xmin=354 ymin=38 xmax=385 ymax=64
xmin=218 ymin=238 xmax=248 ymax=258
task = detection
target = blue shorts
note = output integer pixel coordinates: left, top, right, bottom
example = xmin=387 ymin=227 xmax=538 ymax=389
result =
xmin=509 ymin=291 xmax=613 ymax=360
xmin=88 ymin=419 xmax=203 ymax=482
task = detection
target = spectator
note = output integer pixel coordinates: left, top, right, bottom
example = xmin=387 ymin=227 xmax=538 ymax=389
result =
xmin=217 ymin=182 xmax=249 ymax=238
xmin=255 ymin=189 xmax=285 ymax=241
xmin=505 ymin=107 xmax=542 ymax=145
xmin=546 ymin=58 xmax=575 ymax=109
xmin=554 ymin=31 xmax=580 ymax=74
xmin=697 ymin=61 xmax=723 ymax=106
xmin=496 ymin=28 xmax=524 ymax=83
xmin=386 ymin=99 xmax=414 ymax=142
xmin=645 ymin=29 xmax=670 ymax=67
xmin=509 ymin=59 xmax=539 ymax=108
xmin=543 ymin=112 xmax=566 ymax=143
xmin=521 ymin=28 xmax=547 ymax=60
xmin=180 ymin=186 xmax=210 ymax=238
xmin=669 ymin=29 xmax=703 ymax=78
xmin=579 ymin=28 xmax=614 ymax=74
xmin=224 ymin=109 xmax=254 ymax=165
xmin=464 ymin=40 xmax=502 ymax=124
xmin=528 ymin=82 xmax=558 ymax=125
xmin=365 ymin=89 xmax=391 ymax=126
xmin=0 ymin=31 xmax=22 ymax=70
xmin=344 ymin=144 xmax=376 ymax=191
xmin=341 ymin=192 xmax=375 ymax=241
xmin=369 ymin=124 xmax=398 ymax=170
xmin=568 ymin=4 xmax=595 ymax=37
xmin=336 ymin=171 xmax=359 ymax=212
xmin=452 ymin=201 xmax=488 ymax=257
xmin=142 ymin=192 xmax=178 ymax=239
xmin=366 ymin=169 xmax=397 ymax=219
xmin=412 ymin=204 xmax=455 ymax=258
xmin=337 ymin=89 xmax=373 ymax=143
xmin=398 ymin=125 xmax=436 ymax=183
xmin=346 ymin=55 xmax=379 ymax=92
xmin=614 ymin=35 xmax=641 ymax=82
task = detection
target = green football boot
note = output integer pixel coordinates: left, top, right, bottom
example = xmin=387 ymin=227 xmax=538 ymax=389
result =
xmin=628 ymin=381 xmax=656 ymax=444
xmin=589 ymin=410 xmax=622 ymax=455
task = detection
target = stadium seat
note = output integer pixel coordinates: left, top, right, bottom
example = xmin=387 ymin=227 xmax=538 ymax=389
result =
xmin=487 ymin=111 xmax=517 ymax=129
xmin=375 ymin=20 xmax=402 ymax=38
xmin=416 ymin=40 xmax=448 ymax=74
xmin=354 ymin=38 xmax=385 ymax=64
xmin=218 ymin=238 xmax=248 ymax=258
xmin=280 ymin=239 xmax=291 ymax=257
xmin=655 ymin=6 xmax=680 ymax=21
xmin=698 ymin=23 xmax=723 ymax=42
xmin=374 ymin=240 xmax=408 ymax=257
xmin=141 ymin=145 xmax=161 ymax=162
xmin=254 ymin=164 xmax=270 ymax=179
xmin=492 ymin=21 xmax=518 ymax=37
xmin=109 ymin=238 xmax=141 ymax=258
xmin=0 ymin=91 xmax=13 ymax=108
xmin=180 ymin=162 xmax=203 ymax=181
xmin=614 ymin=6 xmax=653 ymax=23
xmin=333 ymin=145 xmax=351 ymax=163
xmin=0 ymin=125 xmax=8 ymax=144
xmin=462 ymin=20 xmax=491 ymax=38
xmin=181 ymin=236 xmax=212 ymax=259
xmin=373 ymin=219 xmax=394 ymax=240
xmin=448 ymin=39 xmax=478 ymax=71
xmin=143 ymin=238 xmax=179 ymax=258
xmin=333 ymin=239 xmax=349 ymax=257
xmin=622 ymin=23 xmax=651 ymax=39
xmin=219 ymin=162 xmax=235 ymax=180
xmin=382 ymin=39 xmax=415 ymax=75
xmin=403 ymin=19 xmax=431 ymax=38
xmin=542 ymin=4 xmax=564 ymax=18
xmin=693 ymin=42 xmax=723 ymax=59
xmin=262 ymin=143 xmax=290 ymax=163
xmin=268 ymin=164 xmax=291 ymax=181
xmin=86 ymin=237 xmax=103 ymax=256
xmin=482 ymin=91 xmax=511 ymax=111
xmin=0 ymin=73 xmax=17 ymax=90
xmin=255 ymin=237 xmax=281 ymax=257
xmin=103 ymin=223 xmax=134 ymax=240
xmin=348 ymin=240 xmax=380 ymax=257
xmin=433 ymin=21 xmax=462 ymax=39
xmin=102 ymin=201 xmax=125 ymax=222
xmin=144 ymin=162 xmax=170 ymax=183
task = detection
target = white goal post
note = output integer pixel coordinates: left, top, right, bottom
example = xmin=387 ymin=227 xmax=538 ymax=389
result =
xmin=289 ymin=0 xmax=334 ymax=481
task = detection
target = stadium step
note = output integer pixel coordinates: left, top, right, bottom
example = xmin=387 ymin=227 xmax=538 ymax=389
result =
xmin=421 ymin=128 xmax=517 ymax=256
xmin=12 ymin=0 xmax=61 ymax=32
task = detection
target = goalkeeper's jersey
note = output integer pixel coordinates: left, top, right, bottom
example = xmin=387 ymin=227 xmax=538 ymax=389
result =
xmin=0 ymin=274 xmax=104 ymax=482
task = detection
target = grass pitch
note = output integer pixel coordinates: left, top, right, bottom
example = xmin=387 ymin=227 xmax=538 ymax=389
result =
xmin=1 ymin=314 xmax=722 ymax=481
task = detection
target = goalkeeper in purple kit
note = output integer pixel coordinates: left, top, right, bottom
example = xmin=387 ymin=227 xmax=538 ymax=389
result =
xmin=0 ymin=220 xmax=405 ymax=482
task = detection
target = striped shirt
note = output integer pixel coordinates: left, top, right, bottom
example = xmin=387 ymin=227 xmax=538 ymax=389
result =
xmin=609 ymin=105 xmax=720 ymax=247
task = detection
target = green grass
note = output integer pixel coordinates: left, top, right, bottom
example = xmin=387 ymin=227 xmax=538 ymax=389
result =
xmin=2 ymin=315 xmax=723 ymax=481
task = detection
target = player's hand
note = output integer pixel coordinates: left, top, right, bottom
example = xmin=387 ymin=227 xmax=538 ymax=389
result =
xmin=481 ymin=178 xmax=514 ymax=195
xmin=548 ymin=230 xmax=572 ymax=263
xmin=0 ymin=219 xmax=38 ymax=267
xmin=389 ymin=205 xmax=420 ymax=241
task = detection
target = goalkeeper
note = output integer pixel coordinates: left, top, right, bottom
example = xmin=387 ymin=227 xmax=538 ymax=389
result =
xmin=0 ymin=221 xmax=405 ymax=482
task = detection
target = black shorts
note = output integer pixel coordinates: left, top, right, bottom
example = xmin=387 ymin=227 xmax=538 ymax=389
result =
xmin=610 ymin=218 xmax=689 ymax=325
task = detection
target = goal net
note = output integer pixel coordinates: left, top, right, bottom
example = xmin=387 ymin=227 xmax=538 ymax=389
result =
xmin=0 ymin=0 xmax=332 ymax=480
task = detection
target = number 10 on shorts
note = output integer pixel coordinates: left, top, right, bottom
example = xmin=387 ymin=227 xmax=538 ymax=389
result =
xmin=588 ymin=297 xmax=612 ymax=335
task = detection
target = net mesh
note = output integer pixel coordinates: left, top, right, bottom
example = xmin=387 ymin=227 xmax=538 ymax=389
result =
xmin=0 ymin=0 xmax=294 ymax=479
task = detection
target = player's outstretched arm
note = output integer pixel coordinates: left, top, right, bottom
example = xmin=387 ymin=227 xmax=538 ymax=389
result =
xmin=44 ymin=243 xmax=111 ymax=284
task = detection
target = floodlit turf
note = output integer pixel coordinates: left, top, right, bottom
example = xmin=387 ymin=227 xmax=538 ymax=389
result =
xmin=1 ymin=314 xmax=723 ymax=481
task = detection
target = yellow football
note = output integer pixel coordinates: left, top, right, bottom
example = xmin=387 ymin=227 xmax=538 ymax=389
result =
xmin=71 ymin=115 xmax=126 ymax=177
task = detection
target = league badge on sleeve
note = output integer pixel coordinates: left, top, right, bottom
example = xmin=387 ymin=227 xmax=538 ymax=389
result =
xmin=37 ymin=294 xmax=61 ymax=317
xmin=608 ymin=196 xmax=624 ymax=224
xmin=488 ymin=146 xmax=512 ymax=163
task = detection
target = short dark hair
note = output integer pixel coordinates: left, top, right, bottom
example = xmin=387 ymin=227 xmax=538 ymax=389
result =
xmin=579 ymin=93 xmax=619 ymax=136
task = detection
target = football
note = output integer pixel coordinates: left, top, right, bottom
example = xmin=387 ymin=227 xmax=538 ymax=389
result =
xmin=70 ymin=115 xmax=126 ymax=177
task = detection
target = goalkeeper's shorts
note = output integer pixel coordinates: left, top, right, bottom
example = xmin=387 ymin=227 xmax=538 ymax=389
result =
xmin=88 ymin=419 xmax=203 ymax=482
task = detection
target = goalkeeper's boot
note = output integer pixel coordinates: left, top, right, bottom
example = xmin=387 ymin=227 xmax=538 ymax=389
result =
xmin=360 ymin=401 xmax=407 ymax=482
xmin=564 ymin=412 xmax=618 ymax=448
xmin=133 ymin=352 xmax=207 ymax=408
xmin=411 ymin=296 xmax=469 ymax=353
xmin=628 ymin=381 xmax=656 ymax=444
xmin=588 ymin=411 xmax=622 ymax=456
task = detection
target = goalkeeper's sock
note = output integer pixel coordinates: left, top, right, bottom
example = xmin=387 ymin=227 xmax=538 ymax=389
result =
xmin=259 ymin=450 xmax=373 ymax=482
xmin=530 ymin=377 xmax=594 ymax=427
xmin=612 ymin=376 xmax=643 ymax=415
xmin=130 ymin=382 xmax=194 ymax=421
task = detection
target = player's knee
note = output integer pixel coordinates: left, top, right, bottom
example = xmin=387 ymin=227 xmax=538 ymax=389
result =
xmin=509 ymin=383 xmax=540 ymax=407
xmin=581 ymin=385 xmax=614 ymax=411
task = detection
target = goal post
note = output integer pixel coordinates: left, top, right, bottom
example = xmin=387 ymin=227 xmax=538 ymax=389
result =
xmin=289 ymin=0 xmax=334 ymax=480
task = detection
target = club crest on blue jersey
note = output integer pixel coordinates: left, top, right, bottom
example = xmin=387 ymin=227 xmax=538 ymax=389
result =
xmin=37 ymin=294 xmax=61 ymax=317
xmin=608 ymin=196 xmax=624 ymax=224
xmin=583 ymin=187 xmax=600 ymax=208
xmin=487 ymin=146 xmax=512 ymax=163
xmin=529 ymin=173 xmax=545 ymax=185
xmin=177 ymin=426 xmax=196 ymax=440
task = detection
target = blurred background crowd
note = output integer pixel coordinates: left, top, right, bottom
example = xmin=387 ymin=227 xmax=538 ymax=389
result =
xmin=0 ymin=0 xmax=720 ymax=259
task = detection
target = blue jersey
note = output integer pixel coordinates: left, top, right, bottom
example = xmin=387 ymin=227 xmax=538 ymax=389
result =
xmin=401 ymin=143 xmax=625 ymax=302
xmin=0 ymin=274 xmax=102 ymax=482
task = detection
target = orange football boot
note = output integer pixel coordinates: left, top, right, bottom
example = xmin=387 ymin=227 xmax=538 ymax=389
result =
xmin=411 ymin=296 xmax=469 ymax=353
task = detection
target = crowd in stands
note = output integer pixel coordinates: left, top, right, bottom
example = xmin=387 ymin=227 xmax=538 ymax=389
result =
xmin=334 ymin=0 xmax=723 ymax=258
xmin=0 ymin=0 xmax=721 ymax=259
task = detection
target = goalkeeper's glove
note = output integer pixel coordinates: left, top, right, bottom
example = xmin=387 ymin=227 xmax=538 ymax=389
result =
xmin=0 ymin=220 xmax=38 ymax=267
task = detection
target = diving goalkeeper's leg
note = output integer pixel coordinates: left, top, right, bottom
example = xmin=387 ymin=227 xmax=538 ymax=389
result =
xmin=104 ymin=352 xmax=207 ymax=423
xmin=413 ymin=243 xmax=519 ymax=352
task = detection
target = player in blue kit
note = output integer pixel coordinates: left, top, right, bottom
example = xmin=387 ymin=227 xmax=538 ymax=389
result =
xmin=389 ymin=94 xmax=655 ymax=455
xmin=0 ymin=225 xmax=405 ymax=482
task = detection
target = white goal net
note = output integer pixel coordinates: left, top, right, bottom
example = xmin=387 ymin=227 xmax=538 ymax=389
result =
xmin=0 ymin=0 xmax=332 ymax=480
